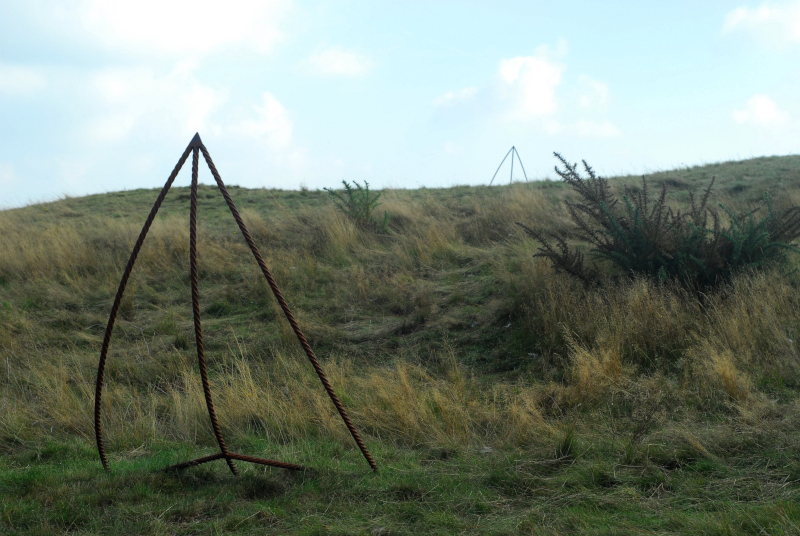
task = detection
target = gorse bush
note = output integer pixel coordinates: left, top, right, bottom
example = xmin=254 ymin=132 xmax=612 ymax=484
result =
xmin=324 ymin=180 xmax=388 ymax=230
xmin=518 ymin=153 xmax=800 ymax=290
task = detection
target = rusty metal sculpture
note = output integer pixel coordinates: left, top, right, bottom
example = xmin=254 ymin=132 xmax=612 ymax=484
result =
xmin=94 ymin=133 xmax=378 ymax=474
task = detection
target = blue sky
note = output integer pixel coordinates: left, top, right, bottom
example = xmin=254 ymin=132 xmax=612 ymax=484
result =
xmin=1 ymin=0 xmax=799 ymax=207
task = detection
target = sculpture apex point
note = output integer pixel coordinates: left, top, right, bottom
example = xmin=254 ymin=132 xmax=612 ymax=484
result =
xmin=189 ymin=132 xmax=202 ymax=147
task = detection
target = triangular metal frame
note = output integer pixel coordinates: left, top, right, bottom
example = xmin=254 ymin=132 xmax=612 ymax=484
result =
xmin=489 ymin=146 xmax=529 ymax=185
xmin=94 ymin=133 xmax=377 ymax=474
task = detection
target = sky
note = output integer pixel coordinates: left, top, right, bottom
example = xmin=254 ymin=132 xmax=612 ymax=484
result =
xmin=1 ymin=0 xmax=799 ymax=207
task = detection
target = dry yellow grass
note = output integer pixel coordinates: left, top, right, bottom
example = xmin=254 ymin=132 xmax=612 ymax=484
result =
xmin=1 ymin=337 xmax=553 ymax=451
xmin=1 ymin=177 xmax=799 ymax=459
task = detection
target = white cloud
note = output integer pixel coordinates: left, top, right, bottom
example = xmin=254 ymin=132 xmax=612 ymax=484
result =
xmin=498 ymin=51 xmax=564 ymax=121
xmin=84 ymin=67 xmax=305 ymax=169
xmin=233 ymin=92 xmax=294 ymax=151
xmin=87 ymin=62 xmax=227 ymax=142
xmin=0 ymin=64 xmax=47 ymax=95
xmin=35 ymin=0 xmax=291 ymax=56
xmin=723 ymin=2 xmax=800 ymax=45
xmin=577 ymin=75 xmax=609 ymax=109
xmin=432 ymin=41 xmax=620 ymax=139
xmin=575 ymin=120 xmax=621 ymax=138
xmin=229 ymin=92 xmax=309 ymax=172
xmin=732 ymin=94 xmax=787 ymax=125
xmin=433 ymin=87 xmax=477 ymax=107
xmin=308 ymin=47 xmax=373 ymax=76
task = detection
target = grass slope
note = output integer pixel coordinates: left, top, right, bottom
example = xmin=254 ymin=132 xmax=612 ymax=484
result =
xmin=2 ymin=154 xmax=800 ymax=534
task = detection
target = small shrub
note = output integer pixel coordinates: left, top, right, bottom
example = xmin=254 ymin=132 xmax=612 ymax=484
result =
xmin=324 ymin=180 xmax=388 ymax=230
xmin=518 ymin=153 xmax=800 ymax=290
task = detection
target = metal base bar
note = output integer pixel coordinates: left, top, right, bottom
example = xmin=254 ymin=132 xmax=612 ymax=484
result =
xmin=164 ymin=451 xmax=304 ymax=472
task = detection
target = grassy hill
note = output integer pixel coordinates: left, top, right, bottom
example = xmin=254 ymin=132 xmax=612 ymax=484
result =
xmin=2 ymin=154 xmax=800 ymax=534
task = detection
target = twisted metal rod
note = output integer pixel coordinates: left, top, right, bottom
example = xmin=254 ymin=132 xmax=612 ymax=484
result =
xmin=94 ymin=144 xmax=193 ymax=471
xmin=514 ymin=147 xmax=530 ymax=182
xmin=190 ymin=147 xmax=239 ymax=475
xmin=199 ymin=142 xmax=378 ymax=472
xmin=490 ymin=147 xmax=514 ymax=186
xmin=164 ymin=452 xmax=304 ymax=472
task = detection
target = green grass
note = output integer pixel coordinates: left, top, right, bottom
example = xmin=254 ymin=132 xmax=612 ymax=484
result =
xmin=3 ymin=154 xmax=800 ymax=534
xmin=3 ymin=424 xmax=800 ymax=535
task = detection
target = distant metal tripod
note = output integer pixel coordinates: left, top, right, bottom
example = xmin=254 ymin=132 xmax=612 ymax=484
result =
xmin=490 ymin=146 xmax=529 ymax=185
xmin=94 ymin=133 xmax=377 ymax=475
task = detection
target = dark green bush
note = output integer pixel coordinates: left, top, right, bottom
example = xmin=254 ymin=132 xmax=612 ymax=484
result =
xmin=518 ymin=153 xmax=800 ymax=290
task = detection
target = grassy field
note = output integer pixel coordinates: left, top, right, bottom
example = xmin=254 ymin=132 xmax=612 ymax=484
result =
xmin=2 ymin=154 xmax=800 ymax=534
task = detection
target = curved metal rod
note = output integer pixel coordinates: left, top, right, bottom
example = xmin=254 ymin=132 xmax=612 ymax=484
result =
xmin=189 ymin=147 xmax=238 ymax=475
xmin=199 ymin=142 xmax=379 ymax=472
xmin=514 ymin=147 xmax=530 ymax=182
xmin=163 ymin=452 xmax=303 ymax=472
xmin=94 ymin=143 xmax=193 ymax=471
xmin=510 ymin=146 xmax=515 ymax=184
xmin=96 ymin=133 xmax=377 ymax=474
xmin=490 ymin=147 xmax=514 ymax=186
